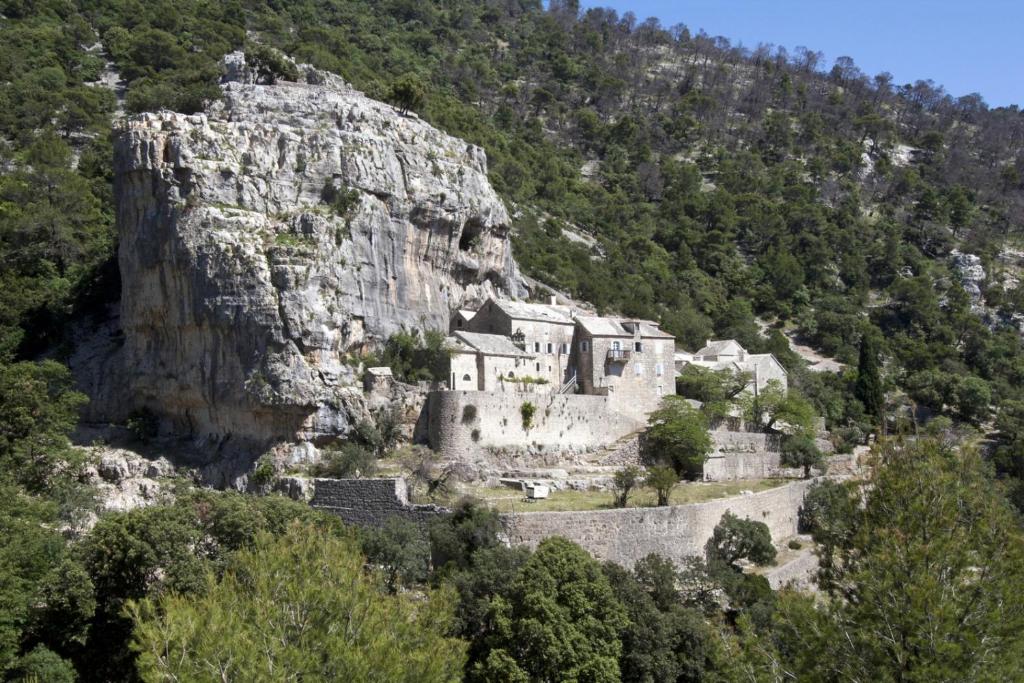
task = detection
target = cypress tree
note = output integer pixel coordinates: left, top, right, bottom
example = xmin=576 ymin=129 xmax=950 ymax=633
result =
xmin=855 ymin=331 xmax=884 ymax=423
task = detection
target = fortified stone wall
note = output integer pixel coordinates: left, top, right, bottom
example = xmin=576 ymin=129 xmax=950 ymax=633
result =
xmin=306 ymin=477 xmax=448 ymax=526
xmin=503 ymin=479 xmax=817 ymax=568
xmin=427 ymin=390 xmax=643 ymax=460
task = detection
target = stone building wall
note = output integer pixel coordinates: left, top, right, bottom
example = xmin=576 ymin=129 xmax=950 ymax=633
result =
xmin=427 ymin=390 xmax=644 ymax=460
xmin=703 ymin=431 xmax=783 ymax=481
xmin=466 ymin=302 xmax=575 ymax=386
xmin=306 ymin=477 xmax=448 ymax=526
xmin=503 ymin=478 xmax=817 ymax=568
xmin=576 ymin=332 xmax=673 ymax=421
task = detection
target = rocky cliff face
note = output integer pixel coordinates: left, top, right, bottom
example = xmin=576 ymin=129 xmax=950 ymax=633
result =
xmin=88 ymin=55 xmax=522 ymax=451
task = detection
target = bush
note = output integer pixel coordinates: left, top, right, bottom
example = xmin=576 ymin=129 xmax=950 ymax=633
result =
xmin=245 ymin=44 xmax=299 ymax=84
xmin=645 ymin=466 xmax=678 ymax=506
xmin=787 ymin=539 xmax=802 ymax=550
xmin=798 ymin=480 xmax=860 ymax=543
xmin=320 ymin=180 xmax=361 ymax=217
xmin=126 ymin=408 xmax=158 ymax=443
xmin=611 ymin=465 xmax=643 ymax=508
xmin=520 ymin=402 xmax=536 ymax=430
xmin=250 ymin=457 xmax=276 ymax=488
xmin=706 ymin=512 xmax=777 ymax=567
xmin=310 ymin=443 xmax=377 ymax=478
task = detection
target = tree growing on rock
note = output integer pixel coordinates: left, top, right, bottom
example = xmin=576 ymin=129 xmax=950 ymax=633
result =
xmin=388 ymin=72 xmax=427 ymax=115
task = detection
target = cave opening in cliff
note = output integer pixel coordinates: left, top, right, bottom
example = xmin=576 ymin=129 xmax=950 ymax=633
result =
xmin=458 ymin=220 xmax=483 ymax=251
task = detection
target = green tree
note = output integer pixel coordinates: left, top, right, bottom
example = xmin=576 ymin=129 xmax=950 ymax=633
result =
xmin=644 ymin=397 xmax=712 ymax=479
xmin=854 ymin=330 xmax=884 ymax=424
xmin=389 ymin=72 xmax=427 ymax=115
xmin=471 ymin=537 xmax=628 ymax=682
xmin=741 ymin=381 xmax=816 ymax=435
xmin=0 ymin=361 xmax=88 ymax=497
xmin=361 ymin=517 xmax=431 ymax=592
xmin=779 ymin=433 xmax=824 ymax=478
xmin=770 ymin=439 xmax=1024 ymax=681
xmin=130 ymin=523 xmax=466 ymax=682
xmin=612 ymin=465 xmax=643 ymax=507
xmin=645 ymin=466 xmax=678 ymax=506
xmin=706 ymin=512 xmax=777 ymax=568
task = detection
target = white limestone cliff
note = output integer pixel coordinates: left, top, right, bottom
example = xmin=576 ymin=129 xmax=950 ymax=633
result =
xmin=77 ymin=54 xmax=524 ymax=456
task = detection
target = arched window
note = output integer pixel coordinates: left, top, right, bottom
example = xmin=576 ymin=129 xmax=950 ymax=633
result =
xmin=507 ymin=371 xmax=515 ymax=378
xmin=462 ymin=374 xmax=471 ymax=381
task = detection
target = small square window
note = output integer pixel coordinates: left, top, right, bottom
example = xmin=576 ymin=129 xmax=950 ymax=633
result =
xmin=581 ymin=341 xmax=590 ymax=352
xmin=635 ymin=341 xmax=643 ymax=352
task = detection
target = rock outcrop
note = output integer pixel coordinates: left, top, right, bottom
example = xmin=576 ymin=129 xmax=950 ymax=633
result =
xmin=80 ymin=54 xmax=523 ymax=455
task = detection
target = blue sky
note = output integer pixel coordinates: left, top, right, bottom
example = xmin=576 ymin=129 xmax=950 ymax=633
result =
xmin=579 ymin=0 xmax=1023 ymax=108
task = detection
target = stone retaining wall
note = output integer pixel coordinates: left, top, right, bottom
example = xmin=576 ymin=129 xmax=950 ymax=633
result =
xmin=305 ymin=477 xmax=448 ymax=527
xmin=427 ymin=390 xmax=643 ymax=460
xmin=503 ymin=479 xmax=817 ymax=568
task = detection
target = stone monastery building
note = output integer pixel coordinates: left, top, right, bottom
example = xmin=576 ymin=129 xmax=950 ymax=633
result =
xmin=675 ymin=339 xmax=788 ymax=396
xmin=429 ymin=298 xmax=790 ymax=461
xmin=446 ymin=298 xmax=674 ymax=418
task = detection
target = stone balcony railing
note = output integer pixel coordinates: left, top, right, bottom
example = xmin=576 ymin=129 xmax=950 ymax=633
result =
xmin=606 ymin=348 xmax=632 ymax=362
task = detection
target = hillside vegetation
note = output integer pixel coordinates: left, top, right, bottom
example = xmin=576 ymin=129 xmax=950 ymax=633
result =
xmin=3 ymin=1 xmax=1024 ymax=680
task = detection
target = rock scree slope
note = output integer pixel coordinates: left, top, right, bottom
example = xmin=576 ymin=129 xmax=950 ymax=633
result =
xmin=85 ymin=54 xmax=523 ymax=452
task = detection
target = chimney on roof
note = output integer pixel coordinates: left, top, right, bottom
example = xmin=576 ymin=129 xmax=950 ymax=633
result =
xmin=549 ymin=295 xmax=557 ymax=305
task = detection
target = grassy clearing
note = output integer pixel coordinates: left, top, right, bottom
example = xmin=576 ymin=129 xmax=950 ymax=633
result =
xmin=455 ymin=479 xmax=790 ymax=513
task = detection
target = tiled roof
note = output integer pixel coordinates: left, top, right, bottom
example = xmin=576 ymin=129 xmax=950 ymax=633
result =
xmin=492 ymin=300 xmax=574 ymax=324
xmin=575 ymin=316 xmax=674 ymax=338
xmin=575 ymin=316 xmax=627 ymax=336
xmin=695 ymin=339 xmax=742 ymax=356
xmin=452 ymin=331 xmax=534 ymax=357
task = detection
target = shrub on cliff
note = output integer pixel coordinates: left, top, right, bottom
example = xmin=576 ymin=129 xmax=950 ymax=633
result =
xmin=311 ymin=443 xmax=378 ymax=478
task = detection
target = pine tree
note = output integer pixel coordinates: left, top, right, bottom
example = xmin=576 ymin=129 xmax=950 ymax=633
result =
xmin=855 ymin=331 xmax=884 ymax=423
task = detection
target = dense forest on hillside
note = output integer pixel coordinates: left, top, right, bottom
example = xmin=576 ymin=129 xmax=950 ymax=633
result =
xmin=3 ymin=0 xmax=1024 ymax=680
xmin=5 ymin=0 xmax=1024 ymax=436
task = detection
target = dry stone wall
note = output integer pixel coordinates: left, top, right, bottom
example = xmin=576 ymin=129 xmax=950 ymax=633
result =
xmin=504 ymin=479 xmax=816 ymax=568
xmin=427 ymin=390 xmax=643 ymax=461
xmin=306 ymin=477 xmax=448 ymax=527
